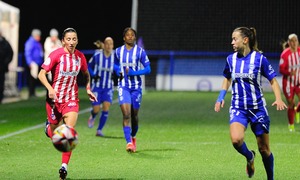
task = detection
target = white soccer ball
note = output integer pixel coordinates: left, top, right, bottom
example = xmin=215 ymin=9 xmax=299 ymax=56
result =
xmin=52 ymin=124 xmax=78 ymax=152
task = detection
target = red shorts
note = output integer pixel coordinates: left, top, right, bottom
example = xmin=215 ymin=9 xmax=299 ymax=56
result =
xmin=282 ymin=80 xmax=300 ymax=99
xmin=46 ymin=100 xmax=79 ymax=125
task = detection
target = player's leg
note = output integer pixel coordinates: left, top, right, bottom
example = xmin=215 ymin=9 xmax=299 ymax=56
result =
xmin=256 ymin=133 xmax=273 ymax=180
xmin=230 ymin=122 xmax=255 ymax=177
xmin=286 ymin=97 xmax=295 ymax=131
xmin=294 ymin=88 xmax=300 ymax=124
xmin=88 ymin=104 xmax=100 ymax=128
xmin=283 ymin=82 xmax=296 ymax=131
xmin=118 ymin=87 xmax=135 ymax=152
xmin=96 ymin=89 xmax=113 ymax=136
xmin=131 ymin=107 xmax=138 ymax=150
xmin=230 ymin=108 xmax=255 ymax=177
xmin=120 ymin=103 xmax=135 ymax=152
xmin=130 ymin=89 xmax=142 ymax=151
xmin=45 ymin=101 xmax=61 ymax=138
xmin=252 ymin=109 xmax=273 ymax=180
xmin=58 ymin=102 xmax=79 ymax=180
xmin=88 ymin=91 xmax=100 ymax=128
xmin=96 ymin=101 xmax=110 ymax=136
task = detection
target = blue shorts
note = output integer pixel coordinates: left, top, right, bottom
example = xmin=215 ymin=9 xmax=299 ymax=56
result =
xmin=229 ymin=107 xmax=270 ymax=136
xmin=118 ymin=86 xmax=142 ymax=109
xmin=91 ymin=88 xmax=113 ymax=106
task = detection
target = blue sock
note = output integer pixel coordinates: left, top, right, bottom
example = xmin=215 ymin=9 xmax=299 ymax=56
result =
xmin=234 ymin=142 xmax=253 ymax=161
xmin=131 ymin=125 xmax=139 ymax=137
xmin=263 ymin=153 xmax=274 ymax=180
xmin=97 ymin=111 xmax=108 ymax=130
xmin=123 ymin=126 xmax=131 ymax=143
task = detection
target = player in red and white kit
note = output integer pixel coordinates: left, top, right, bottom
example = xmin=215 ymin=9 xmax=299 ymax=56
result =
xmin=279 ymin=33 xmax=300 ymax=132
xmin=38 ymin=27 xmax=96 ymax=180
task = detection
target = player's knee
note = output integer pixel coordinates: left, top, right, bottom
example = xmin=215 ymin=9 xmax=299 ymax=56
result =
xmin=123 ymin=114 xmax=130 ymax=120
xmin=232 ymin=140 xmax=243 ymax=149
xmin=258 ymin=146 xmax=270 ymax=158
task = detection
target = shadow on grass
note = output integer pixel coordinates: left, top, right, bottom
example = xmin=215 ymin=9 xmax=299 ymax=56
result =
xmin=68 ymin=178 xmax=126 ymax=180
xmin=97 ymin=135 xmax=124 ymax=139
xmin=126 ymin=148 xmax=181 ymax=159
xmin=139 ymin=148 xmax=179 ymax=152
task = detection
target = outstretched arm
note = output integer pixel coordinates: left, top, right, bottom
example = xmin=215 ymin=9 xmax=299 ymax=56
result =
xmin=82 ymin=70 xmax=97 ymax=102
xmin=127 ymin=65 xmax=151 ymax=76
xmin=38 ymin=69 xmax=57 ymax=100
xmin=270 ymin=78 xmax=287 ymax=110
xmin=214 ymin=77 xmax=231 ymax=112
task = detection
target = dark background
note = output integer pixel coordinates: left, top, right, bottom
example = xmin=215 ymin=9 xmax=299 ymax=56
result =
xmin=137 ymin=0 xmax=300 ymax=53
xmin=2 ymin=0 xmax=300 ymax=54
xmin=2 ymin=0 xmax=300 ymax=90
xmin=2 ymin=0 xmax=132 ymax=52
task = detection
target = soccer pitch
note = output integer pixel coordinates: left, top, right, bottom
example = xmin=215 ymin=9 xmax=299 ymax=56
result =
xmin=0 ymin=90 xmax=299 ymax=179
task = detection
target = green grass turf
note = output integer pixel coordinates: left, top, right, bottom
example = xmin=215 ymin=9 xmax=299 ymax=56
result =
xmin=0 ymin=89 xmax=299 ymax=179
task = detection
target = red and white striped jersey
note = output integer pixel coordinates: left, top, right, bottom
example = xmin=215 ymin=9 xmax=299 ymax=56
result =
xmin=41 ymin=47 xmax=88 ymax=103
xmin=279 ymin=47 xmax=300 ymax=87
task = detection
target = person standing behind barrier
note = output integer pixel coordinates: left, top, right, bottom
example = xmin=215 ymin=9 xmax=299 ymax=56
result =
xmin=0 ymin=29 xmax=13 ymax=104
xmin=44 ymin=28 xmax=62 ymax=82
xmin=115 ymin=27 xmax=151 ymax=153
xmin=279 ymin=33 xmax=300 ymax=132
xmin=38 ymin=27 xmax=97 ymax=180
xmin=214 ymin=27 xmax=286 ymax=180
xmin=87 ymin=37 xmax=117 ymax=137
xmin=24 ymin=29 xmax=44 ymax=97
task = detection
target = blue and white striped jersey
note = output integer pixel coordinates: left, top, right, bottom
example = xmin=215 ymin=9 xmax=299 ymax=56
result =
xmin=114 ymin=44 xmax=150 ymax=89
xmin=223 ymin=51 xmax=277 ymax=110
xmin=88 ymin=49 xmax=115 ymax=89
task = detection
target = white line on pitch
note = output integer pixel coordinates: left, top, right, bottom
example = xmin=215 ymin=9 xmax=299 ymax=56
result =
xmin=0 ymin=99 xmax=118 ymax=141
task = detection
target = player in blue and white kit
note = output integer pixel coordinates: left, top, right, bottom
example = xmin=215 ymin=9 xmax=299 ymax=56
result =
xmin=214 ymin=27 xmax=287 ymax=180
xmin=87 ymin=37 xmax=117 ymax=136
xmin=115 ymin=27 xmax=151 ymax=152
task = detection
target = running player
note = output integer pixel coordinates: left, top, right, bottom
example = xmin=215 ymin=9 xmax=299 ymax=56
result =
xmin=114 ymin=27 xmax=151 ymax=152
xmin=87 ymin=37 xmax=117 ymax=136
xmin=214 ymin=27 xmax=286 ymax=179
xmin=38 ymin=27 xmax=96 ymax=180
xmin=279 ymin=33 xmax=300 ymax=131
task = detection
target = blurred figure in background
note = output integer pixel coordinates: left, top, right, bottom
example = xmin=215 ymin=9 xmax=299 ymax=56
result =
xmin=93 ymin=40 xmax=104 ymax=52
xmin=24 ymin=29 xmax=44 ymax=97
xmin=44 ymin=28 xmax=62 ymax=82
xmin=0 ymin=28 xmax=13 ymax=104
xmin=279 ymin=33 xmax=300 ymax=132
xmin=87 ymin=37 xmax=117 ymax=137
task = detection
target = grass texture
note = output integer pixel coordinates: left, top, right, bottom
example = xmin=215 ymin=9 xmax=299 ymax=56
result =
xmin=0 ymin=89 xmax=299 ymax=180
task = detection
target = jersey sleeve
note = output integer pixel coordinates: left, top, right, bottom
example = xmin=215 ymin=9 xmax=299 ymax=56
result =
xmin=261 ymin=56 xmax=277 ymax=81
xmin=222 ymin=56 xmax=232 ymax=79
xmin=140 ymin=49 xmax=150 ymax=67
xmin=41 ymin=50 xmax=59 ymax=73
xmin=114 ymin=48 xmax=120 ymax=66
xmin=279 ymin=53 xmax=290 ymax=76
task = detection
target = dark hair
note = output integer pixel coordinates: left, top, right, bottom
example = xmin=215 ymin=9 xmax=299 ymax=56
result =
xmin=280 ymin=39 xmax=289 ymax=50
xmin=123 ymin=27 xmax=137 ymax=37
xmin=234 ymin=27 xmax=261 ymax=52
xmin=62 ymin=27 xmax=77 ymax=39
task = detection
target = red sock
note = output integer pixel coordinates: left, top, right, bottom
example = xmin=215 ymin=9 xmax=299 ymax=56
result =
xmin=47 ymin=125 xmax=53 ymax=138
xmin=62 ymin=151 xmax=72 ymax=164
xmin=288 ymin=107 xmax=295 ymax=125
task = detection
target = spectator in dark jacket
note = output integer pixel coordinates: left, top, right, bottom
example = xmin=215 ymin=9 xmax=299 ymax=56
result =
xmin=0 ymin=29 xmax=13 ymax=104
